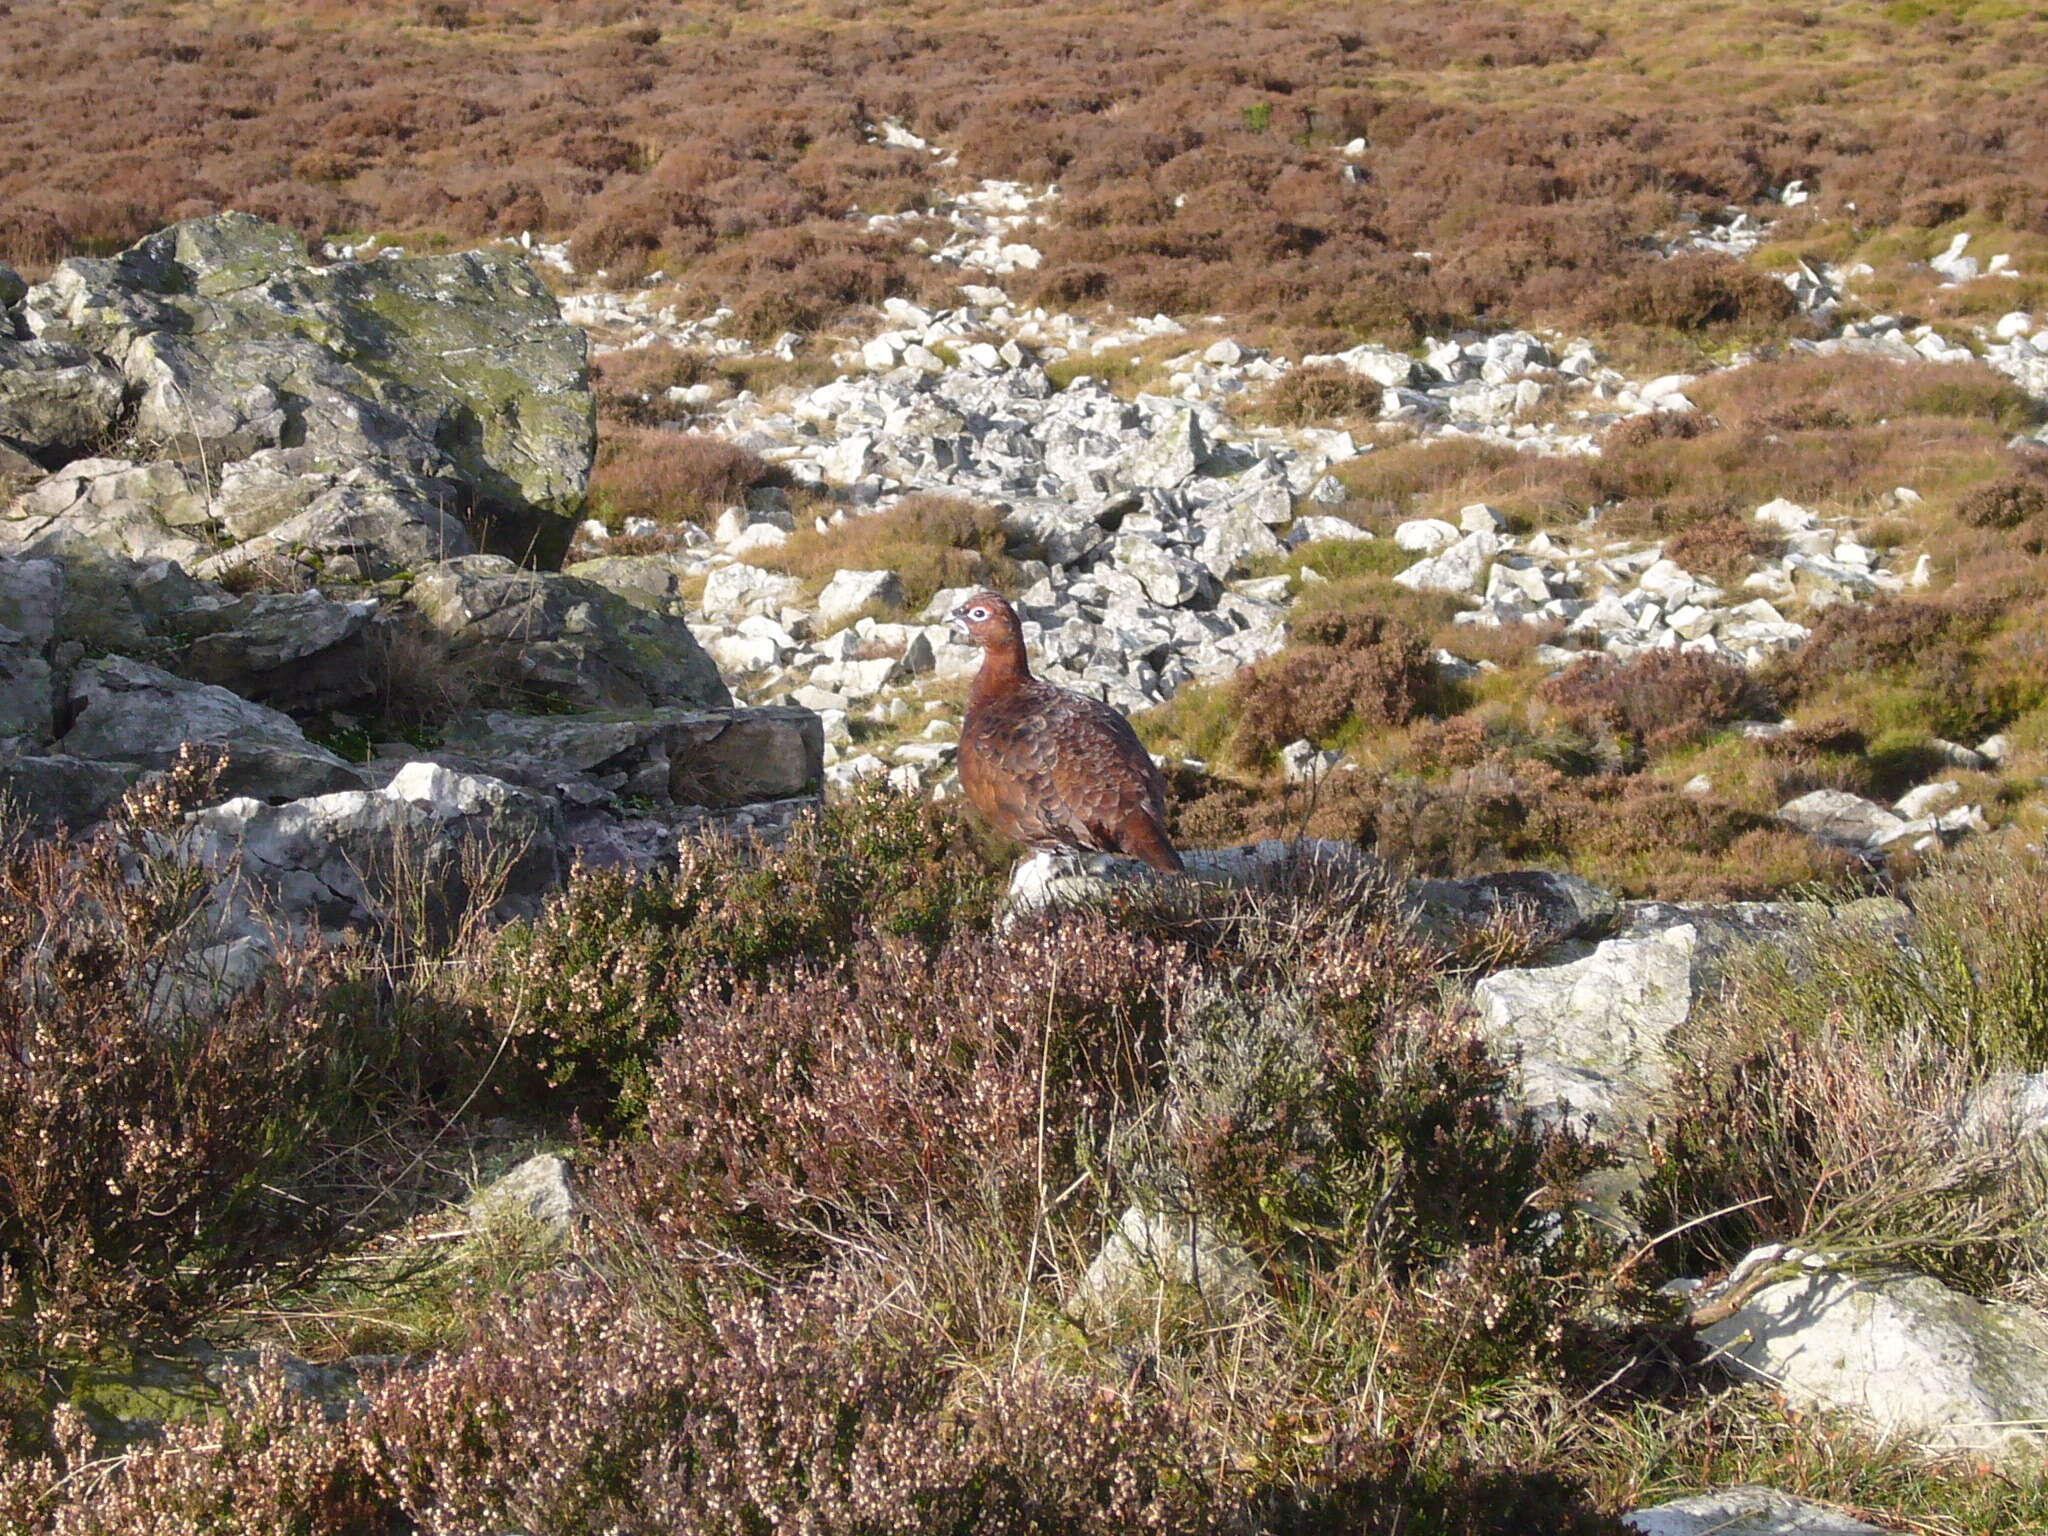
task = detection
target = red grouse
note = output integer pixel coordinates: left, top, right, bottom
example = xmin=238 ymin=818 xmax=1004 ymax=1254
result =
xmin=952 ymin=591 xmax=1185 ymax=874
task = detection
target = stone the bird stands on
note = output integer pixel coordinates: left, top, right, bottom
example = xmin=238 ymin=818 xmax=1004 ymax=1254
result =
xmin=952 ymin=591 xmax=1185 ymax=874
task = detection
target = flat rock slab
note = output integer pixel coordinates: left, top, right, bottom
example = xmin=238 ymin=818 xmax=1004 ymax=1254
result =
xmin=1626 ymin=1486 xmax=1886 ymax=1535
xmin=1777 ymin=788 xmax=1905 ymax=849
xmin=436 ymin=705 xmax=823 ymax=808
xmin=1005 ymin=837 xmax=1375 ymax=916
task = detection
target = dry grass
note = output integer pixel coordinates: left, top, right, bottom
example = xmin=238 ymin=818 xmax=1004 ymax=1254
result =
xmin=759 ymin=491 xmax=1019 ymax=611
xmin=587 ymin=427 xmax=774 ymax=528
xmin=1255 ymin=366 xmax=1384 ymax=426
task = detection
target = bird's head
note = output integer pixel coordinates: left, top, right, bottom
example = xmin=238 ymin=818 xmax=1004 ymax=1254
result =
xmin=949 ymin=591 xmax=1022 ymax=649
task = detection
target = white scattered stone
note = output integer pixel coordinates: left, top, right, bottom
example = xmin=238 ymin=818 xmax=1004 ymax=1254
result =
xmin=1288 ymin=515 xmax=1373 ymax=546
xmin=819 ymin=432 xmax=877 ymax=485
xmin=1931 ymin=738 xmax=1987 ymax=771
xmin=1075 ymin=1206 xmax=1263 ymax=1320
xmin=817 ymin=568 xmax=905 ymax=629
xmin=701 ymin=563 xmax=802 ymax=620
xmin=1279 ymin=738 xmax=1341 ymax=782
xmin=1776 ymin=789 xmax=1906 ymax=849
xmin=1394 ymin=517 xmax=1461 ymax=553
xmin=1639 ymin=373 xmax=1698 ymax=404
xmin=469 ymin=1154 xmax=575 ymax=1242
xmin=1754 ymin=497 xmax=1821 ymax=533
xmin=1894 ymin=780 xmax=1962 ymax=819
xmin=1393 ymin=529 xmax=1497 ymax=595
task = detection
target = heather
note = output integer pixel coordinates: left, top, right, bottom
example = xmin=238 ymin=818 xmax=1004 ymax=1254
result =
xmin=8 ymin=783 xmax=2048 ymax=1530
xmin=6 ymin=0 xmax=2048 ymax=1528
xmin=4 ymin=0 xmax=2048 ymax=353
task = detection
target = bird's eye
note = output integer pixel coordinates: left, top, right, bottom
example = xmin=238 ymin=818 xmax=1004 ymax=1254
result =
xmin=969 ymin=606 xmax=989 ymax=621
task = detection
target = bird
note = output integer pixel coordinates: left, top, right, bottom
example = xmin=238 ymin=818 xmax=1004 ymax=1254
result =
xmin=950 ymin=591 xmax=1185 ymax=875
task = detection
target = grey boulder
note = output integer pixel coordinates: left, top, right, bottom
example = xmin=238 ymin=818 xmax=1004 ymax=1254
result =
xmin=0 ymin=554 xmax=63 ymax=647
xmin=178 ymin=589 xmax=378 ymax=711
xmin=189 ymin=761 xmax=564 ymax=933
xmin=1411 ymin=869 xmax=1620 ymax=949
xmin=0 ymin=639 xmax=54 ymax=748
xmin=0 ymin=754 xmax=142 ymax=835
xmin=59 ymin=655 xmax=360 ymax=800
xmin=404 ymin=555 xmax=730 ymax=712
xmin=0 ymin=337 xmax=126 ymax=462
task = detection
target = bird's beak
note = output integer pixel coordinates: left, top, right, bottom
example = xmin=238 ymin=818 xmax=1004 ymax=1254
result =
xmin=947 ymin=605 xmax=972 ymax=634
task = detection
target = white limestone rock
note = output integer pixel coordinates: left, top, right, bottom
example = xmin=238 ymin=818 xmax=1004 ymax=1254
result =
xmin=1776 ymin=789 xmax=1906 ymax=849
xmin=1393 ymin=529 xmax=1497 ymax=595
xmin=1696 ymin=1248 xmax=2048 ymax=1458
xmin=1625 ymin=1486 xmax=1885 ymax=1536
xmin=817 ymin=567 xmax=905 ymax=629
xmin=1394 ymin=518 xmax=1461 ymax=553
xmin=1074 ymin=1205 xmax=1263 ymax=1320
xmin=469 ymin=1153 xmax=576 ymax=1242
xmin=1473 ymin=923 xmax=1698 ymax=1131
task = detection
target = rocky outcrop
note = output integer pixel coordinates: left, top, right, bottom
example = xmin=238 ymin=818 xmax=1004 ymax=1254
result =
xmin=0 ymin=457 xmax=212 ymax=568
xmin=0 ymin=337 xmax=125 ymax=464
xmin=178 ymin=589 xmax=377 ymax=711
xmin=24 ymin=213 xmax=593 ymax=564
xmin=197 ymin=454 xmax=476 ymax=584
xmin=0 ymin=754 xmax=139 ymax=835
xmin=1469 ymin=899 xmax=1901 ymax=1137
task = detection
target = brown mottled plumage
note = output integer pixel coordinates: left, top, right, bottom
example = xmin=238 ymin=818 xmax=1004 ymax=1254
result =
xmin=952 ymin=591 xmax=1184 ymax=874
